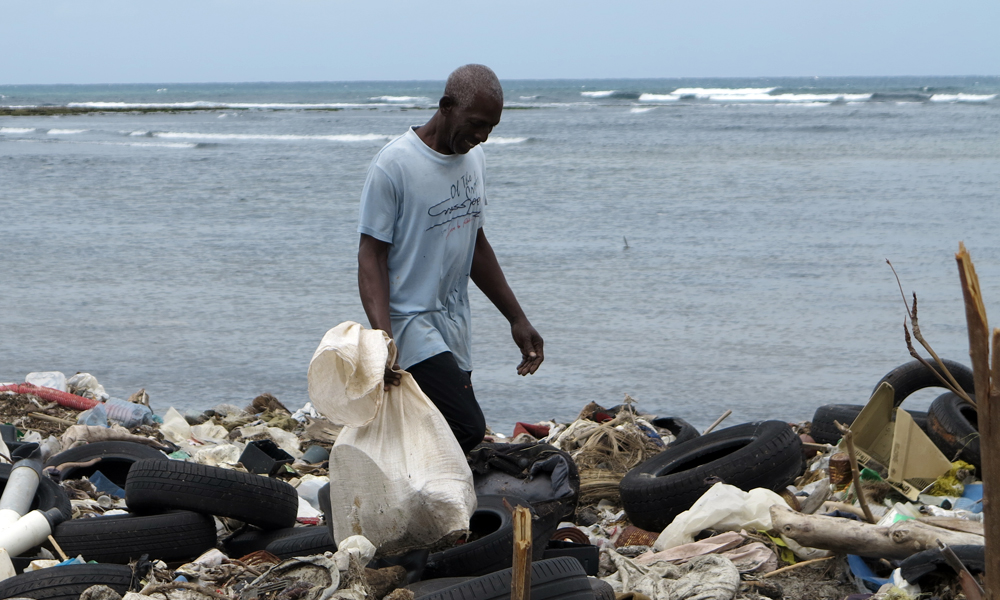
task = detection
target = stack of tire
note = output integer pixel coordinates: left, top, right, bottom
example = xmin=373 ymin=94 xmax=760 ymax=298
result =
xmin=403 ymin=443 xmax=604 ymax=600
xmin=0 ymin=447 xmax=315 ymax=600
xmin=619 ymin=420 xmax=804 ymax=532
xmin=809 ymin=359 xmax=980 ymax=470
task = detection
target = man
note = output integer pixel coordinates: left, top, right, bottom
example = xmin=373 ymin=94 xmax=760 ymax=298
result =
xmin=357 ymin=64 xmax=543 ymax=453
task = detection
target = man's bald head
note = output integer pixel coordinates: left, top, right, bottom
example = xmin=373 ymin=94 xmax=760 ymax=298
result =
xmin=444 ymin=64 xmax=503 ymax=109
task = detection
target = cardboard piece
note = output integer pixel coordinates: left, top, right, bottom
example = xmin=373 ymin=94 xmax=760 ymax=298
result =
xmin=843 ymin=382 xmax=953 ymax=500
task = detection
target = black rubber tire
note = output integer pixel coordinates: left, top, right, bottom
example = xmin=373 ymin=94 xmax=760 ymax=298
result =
xmin=588 ymin=578 xmax=614 ymax=600
xmin=224 ymin=526 xmax=306 ymax=558
xmin=419 ymin=557 xmax=593 ymax=600
xmin=0 ymin=564 xmax=134 ymax=600
xmin=901 ymin=544 xmax=984 ymax=584
xmin=810 ymin=405 xmax=929 ymax=445
xmin=0 ymin=464 xmax=72 ymax=521
xmin=423 ymin=495 xmax=554 ymax=580
xmin=808 ymin=358 xmax=972 ymax=445
xmin=52 ymin=510 xmax=217 ymax=564
xmin=874 ymin=359 xmax=975 ymax=404
xmin=619 ymin=421 xmax=802 ymax=533
xmin=46 ymin=441 xmax=166 ymax=487
xmin=927 ymin=392 xmax=980 ymax=468
xmin=649 ymin=417 xmax=700 ymax=447
xmin=408 ymin=578 xmax=475 ymax=598
xmin=125 ymin=459 xmax=298 ymax=530
xmin=265 ymin=526 xmax=338 ymax=558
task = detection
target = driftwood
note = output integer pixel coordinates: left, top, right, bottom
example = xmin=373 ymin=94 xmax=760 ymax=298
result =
xmin=917 ymin=516 xmax=986 ymax=537
xmin=511 ymin=506 xmax=532 ymax=600
xmin=770 ymin=505 xmax=983 ymax=560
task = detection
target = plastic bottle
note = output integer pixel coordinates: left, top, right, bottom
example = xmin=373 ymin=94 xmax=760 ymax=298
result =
xmin=104 ymin=399 xmax=154 ymax=428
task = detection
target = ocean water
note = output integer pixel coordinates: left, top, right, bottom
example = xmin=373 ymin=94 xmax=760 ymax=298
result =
xmin=2 ymin=77 xmax=999 ymax=435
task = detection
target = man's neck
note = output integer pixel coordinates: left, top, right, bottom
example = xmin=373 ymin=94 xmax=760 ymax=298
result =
xmin=414 ymin=112 xmax=452 ymax=155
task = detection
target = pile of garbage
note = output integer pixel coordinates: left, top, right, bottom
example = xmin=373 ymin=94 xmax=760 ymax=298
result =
xmin=0 ymin=356 xmax=986 ymax=600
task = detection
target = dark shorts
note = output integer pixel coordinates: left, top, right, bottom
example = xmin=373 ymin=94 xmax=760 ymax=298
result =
xmin=407 ymin=351 xmax=486 ymax=454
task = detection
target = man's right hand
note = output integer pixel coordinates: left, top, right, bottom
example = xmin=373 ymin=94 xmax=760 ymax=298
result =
xmin=384 ymin=363 xmax=401 ymax=390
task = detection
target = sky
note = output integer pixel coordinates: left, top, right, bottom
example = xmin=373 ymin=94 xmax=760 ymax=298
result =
xmin=2 ymin=0 xmax=998 ymax=84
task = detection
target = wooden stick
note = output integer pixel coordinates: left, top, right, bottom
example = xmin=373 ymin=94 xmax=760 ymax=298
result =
xmin=702 ymin=410 xmax=732 ymax=435
xmin=761 ymin=556 xmax=834 ymax=578
xmin=47 ymin=535 xmax=68 ymax=561
xmin=834 ymin=421 xmax=875 ymax=524
xmin=511 ymin=506 xmax=532 ymax=600
xmin=984 ymin=326 xmax=1000 ymax=600
xmin=956 ymin=244 xmax=995 ymax=600
xmin=957 ymin=243 xmax=991 ymax=407
xmin=888 ymin=259 xmax=973 ymax=403
xmin=28 ymin=412 xmax=76 ymax=427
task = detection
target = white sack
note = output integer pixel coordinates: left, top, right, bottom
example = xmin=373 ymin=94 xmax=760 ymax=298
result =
xmin=310 ymin=322 xmax=476 ymax=556
xmin=654 ymin=483 xmax=788 ymax=551
xmin=308 ymin=322 xmax=391 ymax=428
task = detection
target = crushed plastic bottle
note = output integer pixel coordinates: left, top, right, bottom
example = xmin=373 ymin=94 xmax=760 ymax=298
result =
xmin=104 ymin=398 xmax=155 ymax=428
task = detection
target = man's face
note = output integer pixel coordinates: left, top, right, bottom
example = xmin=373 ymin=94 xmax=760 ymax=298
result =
xmin=443 ymin=92 xmax=503 ymax=155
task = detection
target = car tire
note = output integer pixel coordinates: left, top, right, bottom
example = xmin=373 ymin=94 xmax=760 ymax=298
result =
xmin=0 ymin=564 xmax=134 ymax=600
xmin=52 ymin=510 xmax=217 ymax=564
xmin=423 ymin=495 xmax=556 ymax=580
xmin=418 ymin=557 xmax=593 ymax=600
xmin=927 ymin=392 xmax=980 ymax=468
xmin=619 ymin=421 xmax=802 ymax=532
xmin=46 ymin=441 xmax=166 ymax=487
xmin=810 ymin=405 xmax=928 ymax=445
xmin=125 ymin=459 xmax=298 ymax=530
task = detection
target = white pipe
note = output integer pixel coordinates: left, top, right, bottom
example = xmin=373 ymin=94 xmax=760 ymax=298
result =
xmin=0 ymin=508 xmax=64 ymax=557
xmin=0 ymin=449 xmax=42 ymax=530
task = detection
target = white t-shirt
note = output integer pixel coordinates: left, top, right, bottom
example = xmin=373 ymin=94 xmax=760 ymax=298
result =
xmin=358 ymin=127 xmax=487 ymax=371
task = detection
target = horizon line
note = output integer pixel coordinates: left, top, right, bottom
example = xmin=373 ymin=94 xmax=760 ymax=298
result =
xmin=3 ymin=74 xmax=999 ymax=87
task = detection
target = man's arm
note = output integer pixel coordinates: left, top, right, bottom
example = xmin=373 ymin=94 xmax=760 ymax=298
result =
xmin=470 ymin=228 xmax=544 ymax=375
xmin=358 ymin=234 xmax=401 ymax=387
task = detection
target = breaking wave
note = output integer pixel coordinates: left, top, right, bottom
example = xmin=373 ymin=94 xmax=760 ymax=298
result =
xmin=47 ymin=129 xmax=87 ymax=134
xmin=930 ymin=93 xmax=997 ymax=103
xmin=369 ymin=96 xmax=431 ymax=103
xmin=484 ymin=137 xmax=528 ymax=145
xmin=0 ymin=127 xmax=35 ymax=134
xmin=152 ymin=131 xmax=394 ymax=142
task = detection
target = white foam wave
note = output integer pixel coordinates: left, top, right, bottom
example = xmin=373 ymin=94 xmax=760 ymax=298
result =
xmin=639 ymin=89 xmax=871 ymax=104
xmin=128 ymin=130 xmax=151 ymax=137
xmin=519 ymin=95 xmax=539 ymax=100
xmin=630 ymin=106 xmax=656 ymax=114
xmin=47 ymin=129 xmax=87 ymax=134
xmin=66 ymin=101 xmax=377 ymax=110
xmin=100 ymin=141 xmax=198 ymax=149
xmin=672 ymin=87 xmax=776 ymax=97
xmin=153 ymin=131 xmax=394 ymax=142
xmin=483 ymin=137 xmax=527 ymax=145
xmin=581 ymin=91 xmax=616 ymax=98
xmin=0 ymin=127 xmax=35 ymax=133
xmin=369 ymin=96 xmax=431 ymax=103
xmin=930 ymin=93 xmax=997 ymax=103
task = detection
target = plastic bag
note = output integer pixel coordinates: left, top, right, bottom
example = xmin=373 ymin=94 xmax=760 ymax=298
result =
xmin=309 ymin=322 xmax=476 ymax=556
xmin=653 ymin=483 xmax=788 ymax=551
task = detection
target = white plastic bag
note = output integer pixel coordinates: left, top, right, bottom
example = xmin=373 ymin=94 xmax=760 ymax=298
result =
xmin=309 ymin=322 xmax=476 ymax=556
xmin=653 ymin=483 xmax=788 ymax=550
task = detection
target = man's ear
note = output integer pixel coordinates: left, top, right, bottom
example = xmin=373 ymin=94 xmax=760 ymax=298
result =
xmin=439 ymin=95 xmax=456 ymax=114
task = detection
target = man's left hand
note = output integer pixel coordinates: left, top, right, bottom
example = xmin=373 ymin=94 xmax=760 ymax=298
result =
xmin=512 ymin=320 xmax=544 ymax=376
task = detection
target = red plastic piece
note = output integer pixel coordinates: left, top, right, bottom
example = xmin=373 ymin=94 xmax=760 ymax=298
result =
xmin=0 ymin=382 xmax=98 ymax=411
xmin=512 ymin=422 xmax=551 ymax=439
